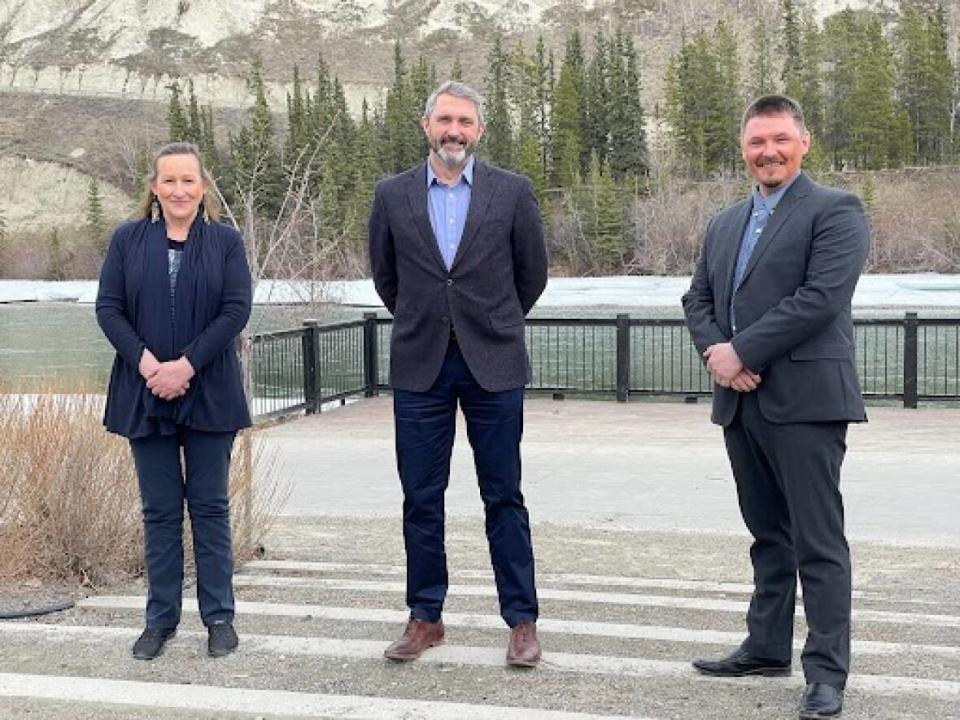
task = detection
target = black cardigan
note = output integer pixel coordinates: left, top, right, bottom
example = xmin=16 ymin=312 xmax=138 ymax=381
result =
xmin=96 ymin=218 xmax=252 ymax=438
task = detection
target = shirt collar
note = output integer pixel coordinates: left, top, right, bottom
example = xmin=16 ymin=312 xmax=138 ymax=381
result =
xmin=427 ymin=155 xmax=475 ymax=188
xmin=753 ymin=170 xmax=800 ymax=212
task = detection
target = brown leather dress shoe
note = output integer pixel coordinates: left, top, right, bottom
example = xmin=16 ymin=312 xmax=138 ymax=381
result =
xmin=506 ymin=621 xmax=541 ymax=667
xmin=383 ymin=619 xmax=445 ymax=661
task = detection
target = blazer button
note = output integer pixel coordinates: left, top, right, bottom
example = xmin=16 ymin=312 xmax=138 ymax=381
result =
xmin=447 ymin=278 xmax=454 ymax=286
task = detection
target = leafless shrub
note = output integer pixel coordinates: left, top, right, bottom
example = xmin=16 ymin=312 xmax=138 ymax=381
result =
xmin=625 ymin=174 xmax=746 ymax=275
xmin=0 ymin=229 xmax=106 ymax=280
xmin=0 ymin=391 xmax=288 ymax=586
xmin=841 ymin=168 xmax=960 ymax=273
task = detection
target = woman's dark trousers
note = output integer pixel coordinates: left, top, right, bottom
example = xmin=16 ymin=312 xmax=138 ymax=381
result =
xmin=129 ymin=427 xmax=237 ymax=629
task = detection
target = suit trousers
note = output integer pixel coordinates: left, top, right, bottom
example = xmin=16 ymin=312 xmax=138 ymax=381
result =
xmin=393 ymin=341 xmax=539 ymax=628
xmin=129 ymin=427 xmax=237 ymax=629
xmin=723 ymin=392 xmax=851 ymax=688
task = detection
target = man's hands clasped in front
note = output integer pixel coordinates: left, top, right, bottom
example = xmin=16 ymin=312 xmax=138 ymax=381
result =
xmin=703 ymin=342 xmax=761 ymax=392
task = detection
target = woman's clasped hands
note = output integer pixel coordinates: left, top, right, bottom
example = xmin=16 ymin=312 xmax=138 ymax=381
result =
xmin=139 ymin=348 xmax=195 ymax=400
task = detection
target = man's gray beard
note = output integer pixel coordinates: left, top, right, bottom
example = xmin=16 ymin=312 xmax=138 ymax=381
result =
xmin=435 ymin=145 xmax=471 ymax=168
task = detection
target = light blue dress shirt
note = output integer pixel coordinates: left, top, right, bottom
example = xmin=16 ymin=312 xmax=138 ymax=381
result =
xmin=730 ymin=173 xmax=799 ymax=331
xmin=427 ymin=156 xmax=474 ymax=270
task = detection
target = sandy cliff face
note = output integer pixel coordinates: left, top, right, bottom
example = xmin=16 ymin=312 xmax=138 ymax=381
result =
xmin=0 ymin=0 xmax=571 ymax=108
xmin=0 ymin=0 xmax=878 ymax=108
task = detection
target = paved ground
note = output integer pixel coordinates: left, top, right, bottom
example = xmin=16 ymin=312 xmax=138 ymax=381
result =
xmin=1 ymin=398 xmax=958 ymax=719
xmin=262 ymin=397 xmax=960 ymax=547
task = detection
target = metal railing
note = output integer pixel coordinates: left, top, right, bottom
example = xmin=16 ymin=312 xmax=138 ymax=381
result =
xmin=248 ymin=312 xmax=960 ymax=420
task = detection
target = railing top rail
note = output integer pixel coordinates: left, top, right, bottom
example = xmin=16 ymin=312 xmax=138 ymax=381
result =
xmin=250 ymin=328 xmax=307 ymax=342
xmin=316 ymin=320 xmax=367 ymax=333
xmin=915 ymin=318 xmax=960 ymax=326
xmin=526 ymin=318 xmax=620 ymax=327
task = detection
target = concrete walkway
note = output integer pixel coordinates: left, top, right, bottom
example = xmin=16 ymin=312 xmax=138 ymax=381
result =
xmin=258 ymin=397 xmax=960 ymax=548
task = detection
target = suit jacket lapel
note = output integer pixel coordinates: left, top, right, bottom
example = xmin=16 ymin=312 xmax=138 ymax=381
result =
xmin=737 ymin=172 xmax=812 ymax=288
xmin=405 ymin=163 xmax=448 ymax=271
xmin=451 ymin=160 xmax=495 ymax=271
xmin=719 ymin=200 xmax=752 ymax=319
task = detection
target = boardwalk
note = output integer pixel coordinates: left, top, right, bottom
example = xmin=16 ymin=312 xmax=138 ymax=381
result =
xmin=1 ymin=399 xmax=957 ymax=718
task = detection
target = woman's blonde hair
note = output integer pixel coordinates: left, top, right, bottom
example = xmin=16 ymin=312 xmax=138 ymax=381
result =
xmin=138 ymin=141 xmax=222 ymax=221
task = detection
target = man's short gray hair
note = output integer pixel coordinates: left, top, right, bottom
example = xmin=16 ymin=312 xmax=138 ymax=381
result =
xmin=424 ymin=81 xmax=485 ymax=125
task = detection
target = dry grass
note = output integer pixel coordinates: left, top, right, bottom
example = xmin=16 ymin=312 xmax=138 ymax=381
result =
xmin=0 ymin=391 xmax=288 ymax=587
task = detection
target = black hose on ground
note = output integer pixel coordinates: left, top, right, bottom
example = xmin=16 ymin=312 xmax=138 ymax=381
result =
xmin=0 ymin=599 xmax=76 ymax=620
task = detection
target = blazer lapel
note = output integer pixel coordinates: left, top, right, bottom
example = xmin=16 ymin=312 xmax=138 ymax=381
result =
xmin=737 ymin=172 xmax=812 ymax=287
xmin=719 ymin=200 xmax=752 ymax=317
xmin=451 ymin=160 xmax=495 ymax=271
xmin=405 ymin=163 xmax=448 ymax=271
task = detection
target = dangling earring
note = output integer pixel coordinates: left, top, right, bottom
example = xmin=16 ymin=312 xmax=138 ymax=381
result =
xmin=200 ymin=200 xmax=210 ymax=224
xmin=150 ymin=196 xmax=160 ymax=223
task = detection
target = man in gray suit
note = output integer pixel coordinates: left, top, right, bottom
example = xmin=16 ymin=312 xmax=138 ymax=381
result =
xmin=369 ymin=81 xmax=548 ymax=667
xmin=682 ymin=95 xmax=869 ymax=719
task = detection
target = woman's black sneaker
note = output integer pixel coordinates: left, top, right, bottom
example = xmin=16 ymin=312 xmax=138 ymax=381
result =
xmin=132 ymin=626 xmax=177 ymax=660
xmin=207 ymin=621 xmax=239 ymax=657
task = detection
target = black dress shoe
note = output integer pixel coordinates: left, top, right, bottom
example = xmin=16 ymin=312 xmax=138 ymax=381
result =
xmin=132 ymin=626 xmax=177 ymax=660
xmin=207 ymin=621 xmax=239 ymax=658
xmin=799 ymin=682 xmax=843 ymax=718
xmin=692 ymin=647 xmax=791 ymax=677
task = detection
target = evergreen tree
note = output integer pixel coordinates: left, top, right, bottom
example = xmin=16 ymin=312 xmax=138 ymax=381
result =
xmin=451 ymin=56 xmax=464 ymax=82
xmin=822 ymin=9 xmax=859 ymax=168
xmin=286 ymin=64 xmax=310 ymax=162
xmin=584 ymin=31 xmax=610 ymax=168
xmin=781 ymin=0 xmax=803 ymax=94
xmin=851 ymin=16 xmax=910 ymax=168
xmin=134 ymin=144 xmax=151 ymax=199
xmin=826 ymin=13 xmax=909 ymax=169
xmin=384 ymin=42 xmax=423 ymax=173
xmin=86 ymin=176 xmax=108 ymax=256
xmin=199 ymin=104 xmax=221 ymax=184
xmin=329 ymin=78 xmax=359 ymax=210
xmin=48 ymin=229 xmax=65 ymax=281
xmin=484 ymin=34 xmax=514 ymax=168
xmin=665 ymin=28 xmax=729 ymax=176
xmin=512 ymin=41 xmax=547 ymax=198
xmin=533 ymin=35 xmax=553 ymax=182
xmin=343 ymin=99 xmax=380 ymax=257
xmin=410 ymin=55 xmax=434 ymax=160
xmin=187 ymin=80 xmax=202 ymax=143
xmin=575 ymin=153 xmax=623 ymax=272
xmin=607 ymin=30 xmax=649 ymax=181
xmin=896 ymin=6 xmax=954 ymax=164
xmin=713 ymin=19 xmax=741 ymax=172
xmin=230 ymin=54 xmax=283 ymax=220
xmin=749 ymin=10 xmax=776 ymax=99
xmin=792 ymin=9 xmax=829 ymax=172
xmin=551 ymin=32 xmax=585 ymax=188
xmin=167 ymin=81 xmax=190 ymax=141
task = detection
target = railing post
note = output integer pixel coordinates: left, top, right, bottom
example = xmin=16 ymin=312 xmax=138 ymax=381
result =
xmin=616 ymin=313 xmax=630 ymax=402
xmin=302 ymin=319 xmax=320 ymax=414
xmin=363 ymin=312 xmax=379 ymax=398
xmin=903 ymin=312 xmax=918 ymax=409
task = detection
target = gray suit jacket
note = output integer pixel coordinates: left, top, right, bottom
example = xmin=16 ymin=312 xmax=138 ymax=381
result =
xmin=369 ymin=160 xmax=548 ymax=392
xmin=682 ymin=171 xmax=870 ymax=426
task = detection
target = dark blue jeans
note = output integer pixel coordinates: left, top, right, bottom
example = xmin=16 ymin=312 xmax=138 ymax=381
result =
xmin=393 ymin=342 xmax=538 ymax=628
xmin=129 ymin=427 xmax=236 ymax=629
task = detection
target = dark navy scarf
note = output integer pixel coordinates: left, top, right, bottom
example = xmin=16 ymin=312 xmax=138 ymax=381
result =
xmin=137 ymin=215 xmax=221 ymax=424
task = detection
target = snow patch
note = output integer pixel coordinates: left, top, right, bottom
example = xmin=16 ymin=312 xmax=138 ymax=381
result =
xmin=2 ymin=275 xmax=959 ymax=308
